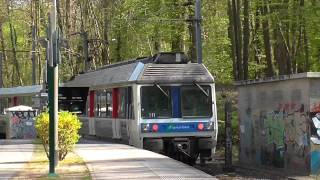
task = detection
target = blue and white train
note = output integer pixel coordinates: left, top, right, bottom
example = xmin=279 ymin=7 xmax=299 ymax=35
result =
xmin=63 ymin=52 xmax=218 ymax=164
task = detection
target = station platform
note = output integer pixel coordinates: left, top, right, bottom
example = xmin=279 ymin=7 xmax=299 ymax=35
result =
xmin=76 ymin=139 xmax=216 ymax=180
xmin=0 ymin=140 xmax=34 ymax=179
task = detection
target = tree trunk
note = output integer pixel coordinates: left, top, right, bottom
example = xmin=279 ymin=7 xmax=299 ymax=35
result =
xmin=102 ymin=0 xmax=110 ymax=65
xmin=253 ymin=5 xmax=262 ymax=79
xmin=0 ymin=24 xmax=6 ymax=63
xmin=56 ymin=0 xmax=63 ymax=33
xmin=227 ymin=0 xmax=237 ymax=80
xmin=261 ymin=0 xmax=274 ymax=77
xmin=153 ymin=24 xmax=161 ymax=54
xmin=116 ymin=30 xmax=121 ymax=62
xmin=274 ymin=26 xmax=286 ymax=75
xmin=303 ymin=27 xmax=309 ymax=71
xmin=35 ymin=0 xmax=41 ymax=84
xmin=0 ymin=23 xmax=6 ymax=87
xmin=171 ymin=1 xmax=184 ymax=52
xmin=283 ymin=0 xmax=292 ymax=74
xmin=31 ymin=0 xmax=37 ymax=85
xmin=7 ymin=0 xmax=23 ymax=86
xmin=242 ymin=0 xmax=250 ymax=80
xmin=232 ymin=0 xmax=243 ymax=80
xmin=187 ymin=2 xmax=196 ymax=63
xmin=299 ymin=0 xmax=309 ymax=72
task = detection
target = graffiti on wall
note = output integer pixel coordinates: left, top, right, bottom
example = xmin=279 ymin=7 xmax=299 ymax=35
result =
xmin=311 ymin=113 xmax=320 ymax=144
xmin=258 ymin=103 xmax=309 ymax=169
xmin=10 ymin=111 xmax=36 ymax=139
xmin=310 ymin=103 xmax=320 ymax=174
xmin=260 ymin=111 xmax=285 ymax=168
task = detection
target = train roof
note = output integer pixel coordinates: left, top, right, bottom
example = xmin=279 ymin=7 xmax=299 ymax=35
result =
xmin=63 ymin=53 xmax=214 ymax=88
xmin=0 ymin=85 xmax=42 ymax=97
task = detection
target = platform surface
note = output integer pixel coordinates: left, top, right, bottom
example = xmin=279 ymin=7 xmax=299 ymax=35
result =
xmin=0 ymin=140 xmax=34 ymax=179
xmin=75 ymin=139 xmax=216 ymax=180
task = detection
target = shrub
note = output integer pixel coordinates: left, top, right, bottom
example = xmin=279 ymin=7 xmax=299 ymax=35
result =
xmin=35 ymin=111 xmax=82 ymax=160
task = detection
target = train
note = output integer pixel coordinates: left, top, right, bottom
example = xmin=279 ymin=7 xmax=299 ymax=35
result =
xmin=0 ymin=52 xmax=218 ymax=164
xmin=63 ymin=52 xmax=218 ymax=164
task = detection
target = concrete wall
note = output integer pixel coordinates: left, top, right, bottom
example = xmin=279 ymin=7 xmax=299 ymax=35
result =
xmin=237 ymin=75 xmax=320 ymax=176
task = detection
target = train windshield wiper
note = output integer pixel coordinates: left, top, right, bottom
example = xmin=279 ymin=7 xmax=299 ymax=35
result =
xmin=194 ymin=83 xmax=209 ymax=97
xmin=154 ymin=83 xmax=169 ymax=98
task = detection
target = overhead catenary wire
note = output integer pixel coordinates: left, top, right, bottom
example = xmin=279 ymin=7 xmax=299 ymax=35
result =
xmin=0 ymin=49 xmax=46 ymax=53
xmin=112 ymin=17 xmax=198 ymax=23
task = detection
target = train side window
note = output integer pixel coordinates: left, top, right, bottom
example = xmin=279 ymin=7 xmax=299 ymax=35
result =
xmin=127 ymin=87 xmax=134 ymax=119
xmin=95 ymin=90 xmax=102 ymax=117
xmin=118 ymin=87 xmax=133 ymax=120
xmin=94 ymin=90 xmax=113 ymax=118
xmin=106 ymin=90 xmax=112 ymax=118
xmin=85 ymin=94 xmax=89 ymax=116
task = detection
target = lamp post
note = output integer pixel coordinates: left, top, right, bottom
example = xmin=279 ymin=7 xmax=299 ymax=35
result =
xmin=48 ymin=0 xmax=59 ymax=176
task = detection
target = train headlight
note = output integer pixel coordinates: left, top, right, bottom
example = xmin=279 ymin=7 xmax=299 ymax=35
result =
xmin=141 ymin=123 xmax=150 ymax=133
xmin=197 ymin=123 xmax=204 ymax=131
xmin=152 ymin=124 xmax=159 ymax=132
xmin=205 ymin=121 xmax=214 ymax=130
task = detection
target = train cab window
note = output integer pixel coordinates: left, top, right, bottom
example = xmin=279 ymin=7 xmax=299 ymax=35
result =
xmin=181 ymin=85 xmax=212 ymax=118
xmin=141 ymin=86 xmax=172 ymax=119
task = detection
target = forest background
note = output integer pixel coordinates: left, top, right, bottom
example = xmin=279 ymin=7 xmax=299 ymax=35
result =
xmin=0 ymin=0 xmax=319 ymax=148
xmin=0 ymin=0 xmax=319 ymax=87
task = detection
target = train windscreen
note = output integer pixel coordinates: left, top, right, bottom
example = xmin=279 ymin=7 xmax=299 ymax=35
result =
xmin=181 ymin=85 xmax=212 ymax=118
xmin=141 ymin=86 xmax=172 ymax=119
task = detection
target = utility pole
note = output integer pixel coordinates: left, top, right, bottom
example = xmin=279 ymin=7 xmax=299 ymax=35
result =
xmin=31 ymin=21 xmax=37 ymax=85
xmin=48 ymin=0 xmax=59 ymax=176
xmin=195 ymin=0 xmax=202 ymax=64
xmin=223 ymin=97 xmax=234 ymax=172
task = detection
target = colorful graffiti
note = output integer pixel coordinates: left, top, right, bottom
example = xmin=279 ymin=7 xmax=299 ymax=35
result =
xmin=311 ymin=113 xmax=320 ymax=144
xmin=257 ymin=103 xmax=310 ymax=170
xmin=260 ymin=111 xmax=285 ymax=168
xmin=239 ymin=87 xmax=320 ymax=176
xmin=311 ymin=151 xmax=320 ymax=174
xmin=265 ymin=111 xmax=285 ymax=146
xmin=310 ymin=103 xmax=320 ymax=175
xmin=10 ymin=111 xmax=36 ymax=139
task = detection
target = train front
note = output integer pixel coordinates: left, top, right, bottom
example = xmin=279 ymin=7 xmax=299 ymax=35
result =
xmin=137 ymin=53 xmax=217 ymax=164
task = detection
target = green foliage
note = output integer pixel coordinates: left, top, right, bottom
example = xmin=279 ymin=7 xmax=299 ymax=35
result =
xmin=35 ymin=111 xmax=82 ymax=161
xmin=1 ymin=0 xmax=320 ymax=86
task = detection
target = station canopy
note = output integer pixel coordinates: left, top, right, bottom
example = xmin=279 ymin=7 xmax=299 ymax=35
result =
xmin=6 ymin=105 xmax=33 ymax=111
xmin=0 ymin=85 xmax=42 ymax=97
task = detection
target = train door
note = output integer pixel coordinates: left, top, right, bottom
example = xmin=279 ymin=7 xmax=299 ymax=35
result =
xmin=112 ymin=88 xmax=121 ymax=139
xmin=111 ymin=87 xmax=134 ymax=141
xmin=127 ymin=85 xmax=142 ymax=148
